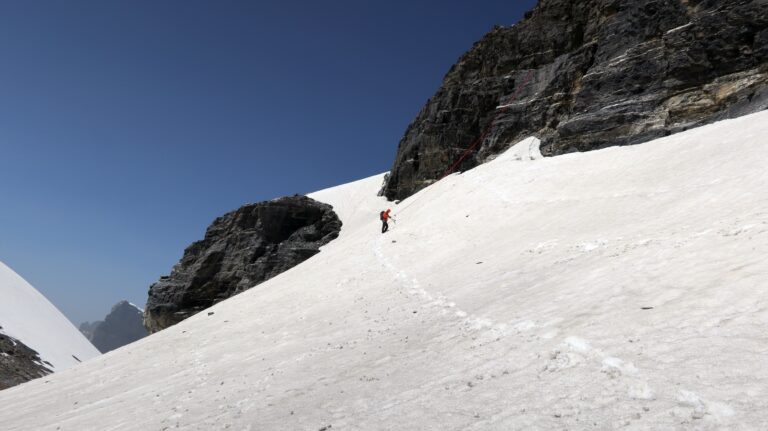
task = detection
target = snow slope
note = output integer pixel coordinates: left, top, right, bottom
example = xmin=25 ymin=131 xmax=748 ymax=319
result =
xmin=0 ymin=262 xmax=100 ymax=370
xmin=1 ymin=111 xmax=767 ymax=430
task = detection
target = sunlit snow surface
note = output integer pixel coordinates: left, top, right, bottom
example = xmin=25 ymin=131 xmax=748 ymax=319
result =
xmin=1 ymin=112 xmax=768 ymax=430
xmin=0 ymin=262 xmax=100 ymax=371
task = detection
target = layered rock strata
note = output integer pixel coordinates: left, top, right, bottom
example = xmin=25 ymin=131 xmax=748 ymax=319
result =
xmin=383 ymin=0 xmax=768 ymax=200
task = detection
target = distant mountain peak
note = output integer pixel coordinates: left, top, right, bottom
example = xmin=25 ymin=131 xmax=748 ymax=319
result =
xmin=79 ymin=300 xmax=148 ymax=354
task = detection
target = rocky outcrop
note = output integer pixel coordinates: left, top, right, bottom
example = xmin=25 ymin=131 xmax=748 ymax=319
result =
xmin=144 ymin=196 xmax=342 ymax=333
xmin=383 ymin=0 xmax=768 ymax=201
xmin=79 ymin=301 xmax=148 ymax=353
xmin=0 ymin=333 xmax=52 ymax=390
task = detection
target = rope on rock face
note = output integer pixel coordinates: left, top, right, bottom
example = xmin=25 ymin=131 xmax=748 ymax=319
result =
xmin=393 ymin=69 xmax=537 ymax=216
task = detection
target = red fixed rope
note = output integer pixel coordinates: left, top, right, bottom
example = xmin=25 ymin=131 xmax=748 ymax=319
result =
xmin=438 ymin=69 xmax=536 ymax=181
xmin=395 ymin=69 xmax=536 ymax=215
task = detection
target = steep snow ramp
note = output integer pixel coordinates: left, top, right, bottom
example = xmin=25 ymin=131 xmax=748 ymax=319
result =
xmin=492 ymin=136 xmax=542 ymax=162
xmin=0 ymin=261 xmax=100 ymax=371
xmin=308 ymin=173 xmax=388 ymax=234
xmin=1 ymin=111 xmax=768 ymax=429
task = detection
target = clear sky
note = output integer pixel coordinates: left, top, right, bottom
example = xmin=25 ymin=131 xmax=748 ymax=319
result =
xmin=0 ymin=0 xmax=537 ymax=325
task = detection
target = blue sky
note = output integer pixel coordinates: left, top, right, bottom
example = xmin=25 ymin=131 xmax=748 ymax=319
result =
xmin=0 ymin=0 xmax=537 ymax=325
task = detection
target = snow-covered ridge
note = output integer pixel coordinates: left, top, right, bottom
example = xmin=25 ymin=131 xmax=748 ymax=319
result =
xmin=0 ymin=261 xmax=100 ymax=371
xmin=1 ymin=111 xmax=767 ymax=429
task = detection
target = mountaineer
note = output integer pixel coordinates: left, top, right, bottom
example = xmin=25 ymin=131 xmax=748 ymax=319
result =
xmin=380 ymin=209 xmax=392 ymax=233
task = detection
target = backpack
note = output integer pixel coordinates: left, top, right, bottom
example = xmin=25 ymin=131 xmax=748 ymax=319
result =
xmin=380 ymin=211 xmax=385 ymax=221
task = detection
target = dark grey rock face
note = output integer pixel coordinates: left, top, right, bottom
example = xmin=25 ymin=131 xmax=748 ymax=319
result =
xmin=383 ymin=0 xmax=768 ymax=201
xmin=144 ymin=195 xmax=342 ymax=333
xmin=79 ymin=301 xmax=148 ymax=353
xmin=0 ymin=333 xmax=52 ymax=391
xmin=78 ymin=321 xmax=100 ymax=340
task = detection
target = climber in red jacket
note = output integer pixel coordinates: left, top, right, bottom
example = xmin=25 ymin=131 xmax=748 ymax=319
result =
xmin=380 ymin=209 xmax=392 ymax=233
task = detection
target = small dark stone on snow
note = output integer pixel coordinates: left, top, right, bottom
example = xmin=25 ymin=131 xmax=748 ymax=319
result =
xmin=476 ymin=262 xmax=483 ymax=264
xmin=208 ymin=312 xmax=215 ymax=316
xmin=641 ymin=307 xmax=654 ymax=310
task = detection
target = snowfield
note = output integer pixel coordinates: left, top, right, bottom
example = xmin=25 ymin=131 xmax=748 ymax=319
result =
xmin=1 ymin=111 xmax=767 ymax=430
xmin=0 ymin=262 xmax=100 ymax=371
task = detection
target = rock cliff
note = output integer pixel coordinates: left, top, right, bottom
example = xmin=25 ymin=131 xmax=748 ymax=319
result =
xmin=383 ymin=0 xmax=768 ymax=200
xmin=144 ymin=196 xmax=342 ymax=333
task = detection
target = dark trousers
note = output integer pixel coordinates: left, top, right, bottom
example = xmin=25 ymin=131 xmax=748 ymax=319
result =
xmin=381 ymin=220 xmax=389 ymax=233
